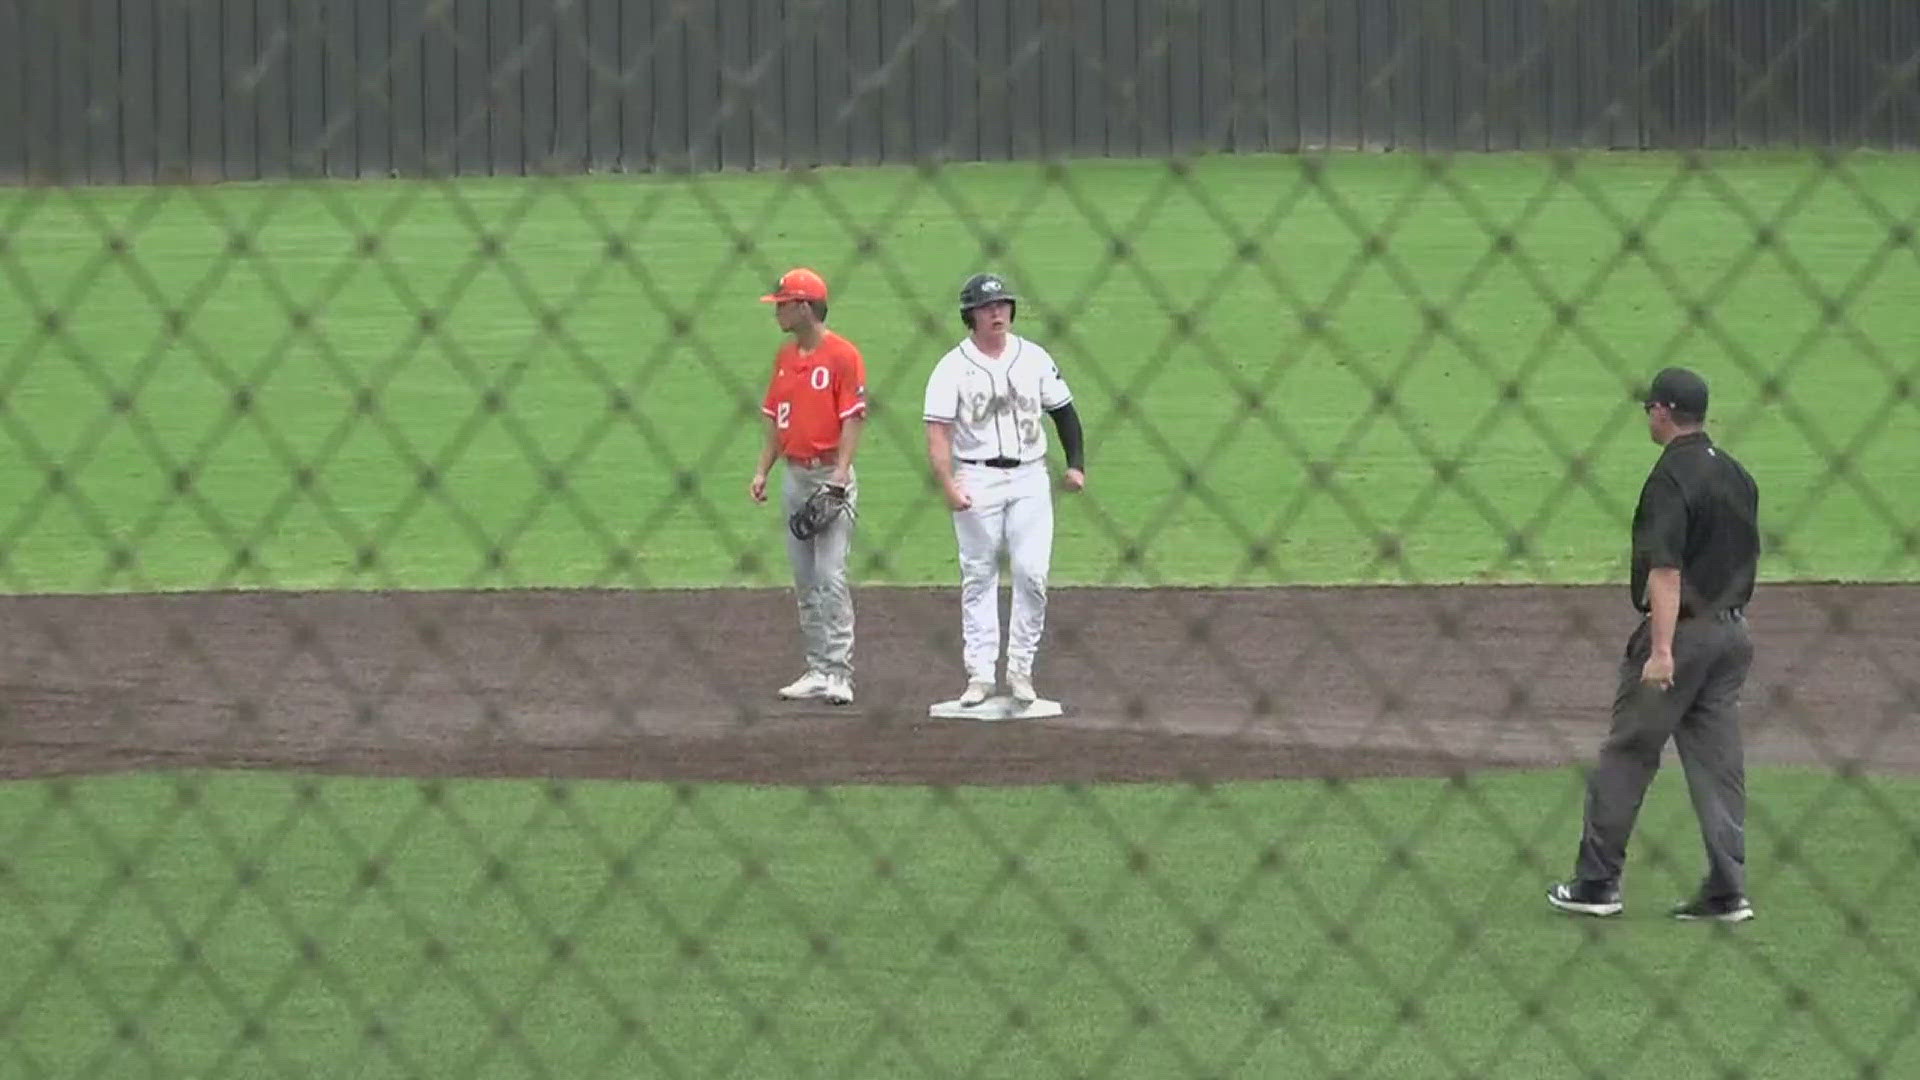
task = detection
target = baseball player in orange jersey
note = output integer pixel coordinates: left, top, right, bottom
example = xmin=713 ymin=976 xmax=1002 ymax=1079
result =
xmin=750 ymin=268 xmax=868 ymax=705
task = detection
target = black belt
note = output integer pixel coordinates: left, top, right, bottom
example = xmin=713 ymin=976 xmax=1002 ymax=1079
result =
xmin=960 ymin=457 xmax=1023 ymax=469
xmin=1679 ymin=607 xmax=1745 ymax=622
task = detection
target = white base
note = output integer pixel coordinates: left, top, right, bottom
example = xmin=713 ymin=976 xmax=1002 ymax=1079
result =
xmin=927 ymin=695 xmax=1064 ymax=722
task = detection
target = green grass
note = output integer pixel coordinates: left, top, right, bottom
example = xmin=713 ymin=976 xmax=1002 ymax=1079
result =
xmin=3 ymin=150 xmax=1918 ymax=595
xmin=6 ymin=153 xmax=1919 ymax=1078
xmin=0 ymin=765 xmax=1914 ymax=1078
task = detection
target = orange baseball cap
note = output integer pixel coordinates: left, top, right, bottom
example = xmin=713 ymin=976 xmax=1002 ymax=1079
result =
xmin=760 ymin=267 xmax=829 ymax=303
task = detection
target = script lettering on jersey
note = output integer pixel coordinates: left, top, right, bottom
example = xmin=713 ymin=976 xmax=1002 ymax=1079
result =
xmin=965 ymin=389 xmax=1041 ymax=424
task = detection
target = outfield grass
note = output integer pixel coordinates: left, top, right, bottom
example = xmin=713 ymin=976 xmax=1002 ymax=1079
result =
xmin=3 ymin=151 xmax=1917 ymax=594
xmin=6 ymin=152 xmax=1918 ymax=1077
xmin=0 ymin=765 xmax=1914 ymax=1079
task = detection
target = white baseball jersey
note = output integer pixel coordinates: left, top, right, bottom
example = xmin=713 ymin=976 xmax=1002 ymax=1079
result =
xmin=921 ymin=334 xmax=1073 ymax=463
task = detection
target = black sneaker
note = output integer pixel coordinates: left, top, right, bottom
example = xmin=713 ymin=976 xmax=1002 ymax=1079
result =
xmin=1671 ymin=895 xmax=1754 ymax=923
xmin=1547 ymin=880 xmax=1623 ymax=917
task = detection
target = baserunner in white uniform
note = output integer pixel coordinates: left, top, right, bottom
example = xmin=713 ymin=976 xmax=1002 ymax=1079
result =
xmin=922 ymin=273 xmax=1088 ymax=707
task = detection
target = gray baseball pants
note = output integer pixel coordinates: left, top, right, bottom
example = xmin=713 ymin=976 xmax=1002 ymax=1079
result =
xmin=1576 ymin=612 xmax=1753 ymax=900
xmin=782 ymin=463 xmax=856 ymax=680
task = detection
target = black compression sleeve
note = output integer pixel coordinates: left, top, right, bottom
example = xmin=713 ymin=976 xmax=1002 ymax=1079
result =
xmin=1046 ymin=402 xmax=1085 ymax=471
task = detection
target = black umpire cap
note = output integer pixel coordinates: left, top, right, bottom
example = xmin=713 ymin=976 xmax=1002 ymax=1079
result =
xmin=1644 ymin=367 xmax=1709 ymax=418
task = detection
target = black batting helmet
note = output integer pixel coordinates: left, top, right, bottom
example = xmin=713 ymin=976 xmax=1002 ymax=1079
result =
xmin=958 ymin=272 xmax=1018 ymax=328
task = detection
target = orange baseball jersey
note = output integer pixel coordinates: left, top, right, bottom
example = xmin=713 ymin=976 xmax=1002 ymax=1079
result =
xmin=761 ymin=331 xmax=868 ymax=459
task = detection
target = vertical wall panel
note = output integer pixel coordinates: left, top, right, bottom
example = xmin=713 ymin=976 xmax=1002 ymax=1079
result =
xmin=1790 ymin=0 xmax=1825 ymax=143
xmin=252 ymin=0 xmax=292 ymax=178
xmin=943 ymin=1 xmax=979 ymax=161
xmin=320 ymin=0 xmax=358 ymax=175
xmin=582 ymin=0 xmax=621 ymax=169
xmin=679 ymin=3 xmax=718 ymax=169
xmin=389 ymin=0 xmax=426 ymax=176
xmin=714 ymin=0 xmax=754 ymax=169
xmin=1294 ymin=0 xmax=1330 ymax=148
xmin=876 ymin=0 xmax=914 ymax=161
xmin=1100 ymin=0 xmax=1139 ymax=156
xmin=986 ymin=0 xmax=1022 ymax=161
xmin=1199 ymin=0 xmax=1235 ymax=151
xmin=86 ymin=0 xmax=124 ymax=184
xmin=1482 ymin=0 xmax=1520 ymax=149
xmin=1888 ymin=0 xmax=1919 ymax=147
xmin=1614 ymin=0 xmax=1646 ymax=147
xmin=1387 ymin=0 xmax=1423 ymax=151
xmin=815 ymin=2 xmax=851 ymax=165
xmin=1166 ymin=1 xmax=1203 ymax=154
xmin=1263 ymin=0 xmax=1301 ymax=152
xmin=966 ymin=0 xmax=1002 ymax=161
xmin=488 ymin=0 xmax=524 ymax=174
xmin=1325 ymin=0 xmax=1360 ymax=148
xmin=1007 ymin=0 xmax=1045 ymax=160
xmin=845 ymin=0 xmax=882 ymax=163
xmin=1575 ymin=0 xmax=1611 ymax=147
xmin=1449 ymin=0 xmax=1488 ymax=150
xmin=36 ymin=6 xmax=73 ymax=182
xmin=1765 ymin=0 xmax=1805 ymax=146
xmin=1740 ymin=0 xmax=1781 ymax=147
xmin=1855 ymin=0 xmax=1894 ymax=145
xmin=910 ymin=3 xmax=947 ymax=159
xmin=1543 ymin=0 xmax=1580 ymax=148
xmin=188 ymin=0 xmax=225 ymax=177
xmin=451 ymin=0 xmax=489 ymax=171
xmin=1135 ymin=0 xmax=1171 ymax=157
xmin=616 ymin=0 xmax=654 ymax=170
xmin=1226 ymin=0 xmax=1263 ymax=150
xmin=1416 ymin=0 xmax=1457 ymax=152
xmin=552 ymin=0 xmax=589 ymax=170
xmin=1704 ymin=0 xmax=1736 ymax=148
xmin=6 ymin=0 xmax=1919 ymax=184
xmin=1357 ymin=0 xmax=1395 ymax=148
xmin=0 ymin=1 xmax=19 ymax=182
xmin=154 ymin=0 xmax=194 ymax=180
xmin=1035 ymin=6 xmax=1072 ymax=159
xmin=417 ymin=0 xmax=456 ymax=173
xmin=773 ymin=0 xmax=810 ymax=167
xmin=1510 ymin=0 xmax=1547 ymax=148
xmin=118 ymin=0 xmax=158 ymax=183
xmin=18 ymin=3 xmax=58 ymax=180
xmin=520 ymin=0 xmax=557 ymax=171
xmin=284 ymin=0 xmax=323 ymax=175
xmin=656 ymin=0 xmax=692 ymax=168
xmin=1069 ymin=0 xmax=1107 ymax=157
xmin=224 ymin=0 xmax=260 ymax=180
xmin=55 ymin=3 xmax=92 ymax=181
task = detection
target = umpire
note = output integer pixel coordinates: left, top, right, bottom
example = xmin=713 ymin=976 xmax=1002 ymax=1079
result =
xmin=1549 ymin=366 xmax=1761 ymax=923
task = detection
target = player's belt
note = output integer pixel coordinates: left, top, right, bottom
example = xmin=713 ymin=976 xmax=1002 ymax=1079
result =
xmin=960 ymin=457 xmax=1023 ymax=469
xmin=1680 ymin=606 xmax=1745 ymax=622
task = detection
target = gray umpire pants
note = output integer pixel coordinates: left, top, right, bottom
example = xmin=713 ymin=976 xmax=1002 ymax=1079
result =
xmin=1576 ymin=612 xmax=1753 ymax=900
xmin=781 ymin=463 xmax=857 ymax=680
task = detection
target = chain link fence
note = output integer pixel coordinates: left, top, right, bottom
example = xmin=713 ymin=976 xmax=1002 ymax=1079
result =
xmin=3 ymin=0 xmax=1919 ymax=1076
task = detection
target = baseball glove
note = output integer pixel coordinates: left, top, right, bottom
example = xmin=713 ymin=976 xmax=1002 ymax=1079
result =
xmin=789 ymin=482 xmax=855 ymax=541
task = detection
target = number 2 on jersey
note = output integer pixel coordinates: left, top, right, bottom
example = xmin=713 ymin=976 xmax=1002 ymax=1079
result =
xmin=775 ymin=402 xmax=792 ymax=429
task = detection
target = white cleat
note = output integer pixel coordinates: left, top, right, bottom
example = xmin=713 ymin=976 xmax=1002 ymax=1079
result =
xmin=778 ymin=671 xmax=830 ymax=701
xmin=823 ymin=674 xmax=854 ymax=705
xmin=1007 ymin=672 xmax=1036 ymax=705
xmin=958 ymin=681 xmax=993 ymax=707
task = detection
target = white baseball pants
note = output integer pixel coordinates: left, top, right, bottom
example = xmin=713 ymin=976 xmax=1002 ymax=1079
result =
xmin=951 ymin=460 xmax=1053 ymax=684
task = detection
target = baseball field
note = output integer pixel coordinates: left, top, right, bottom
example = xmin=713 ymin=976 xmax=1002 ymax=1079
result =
xmin=3 ymin=151 xmax=1918 ymax=1077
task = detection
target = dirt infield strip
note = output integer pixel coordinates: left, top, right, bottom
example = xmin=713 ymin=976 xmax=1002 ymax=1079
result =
xmin=3 ymin=585 xmax=1916 ymax=785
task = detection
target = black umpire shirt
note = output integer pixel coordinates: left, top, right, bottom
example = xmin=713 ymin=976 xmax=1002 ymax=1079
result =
xmin=1629 ymin=431 xmax=1760 ymax=618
